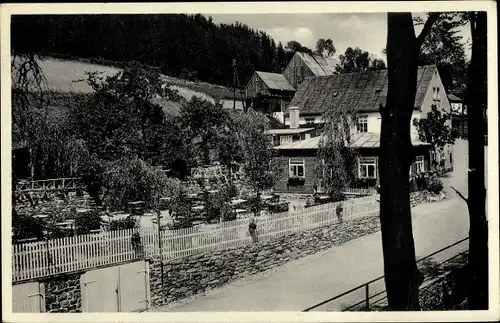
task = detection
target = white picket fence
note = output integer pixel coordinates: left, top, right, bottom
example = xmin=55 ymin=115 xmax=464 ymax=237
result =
xmin=12 ymin=196 xmax=378 ymax=282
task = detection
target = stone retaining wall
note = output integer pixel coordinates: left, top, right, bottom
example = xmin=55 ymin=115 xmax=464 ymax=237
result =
xmin=149 ymin=215 xmax=381 ymax=308
xmin=43 ymin=273 xmax=82 ymax=313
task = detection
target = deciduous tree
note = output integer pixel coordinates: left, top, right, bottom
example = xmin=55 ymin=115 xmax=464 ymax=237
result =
xmin=335 ymin=47 xmax=386 ymax=73
xmin=451 ymin=11 xmax=488 ymax=310
xmin=413 ymin=105 xmax=455 ymax=170
xmin=315 ymin=38 xmax=336 ymax=57
xmin=380 ymin=12 xmax=439 ymax=310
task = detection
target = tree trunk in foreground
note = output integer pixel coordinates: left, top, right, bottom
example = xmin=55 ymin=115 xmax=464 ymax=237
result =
xmin=466 ymin=11 xmax=488 ymax=310
xmin=379 ymin=13 xmax=423 ymax=310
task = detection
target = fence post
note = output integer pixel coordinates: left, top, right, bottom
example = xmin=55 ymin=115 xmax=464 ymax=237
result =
xmin=365 ymin=284 xmax=369 ymax=310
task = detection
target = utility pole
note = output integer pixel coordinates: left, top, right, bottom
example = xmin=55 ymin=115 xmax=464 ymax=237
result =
xmin=232 ymin=59 xmax=237 ymax=110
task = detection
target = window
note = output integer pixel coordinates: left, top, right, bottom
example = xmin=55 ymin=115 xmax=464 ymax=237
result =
xmin=289 ymin=158 xmax=305 ymax=178
xmin=357 ymin=115 xmax=368 ymax=133
xmin=415 ymin=156 xmax=425 ymax=173
xmin=305 ymin=117 xmax=315 ymax=125
xmin=358 ymin=157 xmax=377 ymax=179
xmin=433 ymin=87 xmax=441 ymax=101
xmin=280 ymin=135 xmax=293 ymax=145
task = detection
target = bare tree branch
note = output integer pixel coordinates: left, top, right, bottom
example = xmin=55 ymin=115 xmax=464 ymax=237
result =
xmin=450 ymin=186 xmax=468 ymax=203
xmin=416 ymin=13 xmax=441 ymax=48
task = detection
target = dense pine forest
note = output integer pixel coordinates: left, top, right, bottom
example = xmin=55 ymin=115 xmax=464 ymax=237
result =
xmin=11 ymin=14 xmax=296 ymax=87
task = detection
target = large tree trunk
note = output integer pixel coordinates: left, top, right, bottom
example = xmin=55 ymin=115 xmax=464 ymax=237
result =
xmin=379 ymin=13 xmax=423 ymax=310
xmin=466 ymin=11 xmax=488 ymax=310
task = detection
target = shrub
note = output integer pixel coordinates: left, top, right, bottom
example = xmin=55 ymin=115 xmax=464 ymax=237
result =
xmin=427 ymin=177 xmax=444 ymax=194
xmin=75 ymin=210 xmax=102 ymax=234
xmin=12 ymin=211 xmax=45 ymax=242
xmin=102 ymin=156 xmax=173 ymax=211
xmin=206 ymin=187 xmax=234 ymax=222
xmin=109 ymin=217 xmax=137 ymax=231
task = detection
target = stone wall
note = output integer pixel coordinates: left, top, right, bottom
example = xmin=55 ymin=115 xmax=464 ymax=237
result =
xmin=44 ymin=273 xmax=82 ymax=313
xmin=149 ymin=215 xmax=381 ymax=308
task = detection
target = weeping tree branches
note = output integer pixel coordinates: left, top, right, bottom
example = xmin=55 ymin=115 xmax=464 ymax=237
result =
xmin=315 ymin=100 xmax=358 ymax=200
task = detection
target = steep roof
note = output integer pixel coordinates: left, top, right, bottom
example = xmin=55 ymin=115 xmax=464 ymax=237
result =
xmin=255 ymin=71 xmax=295 ymax=92
xmin=274 ymin=132 xmax=430 ymax=150
xmin=289 ymin=65 xmax=437 ymax=115
xmin=295 ymin=52 xmax=339 ymax=76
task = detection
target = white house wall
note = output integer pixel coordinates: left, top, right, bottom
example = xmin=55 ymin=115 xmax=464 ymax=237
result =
xmin=284 ymin=111 xmax=422 ymax=140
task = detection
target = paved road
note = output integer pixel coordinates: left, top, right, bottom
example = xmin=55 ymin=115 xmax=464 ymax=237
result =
xmin=152 ymin=142 xmax=474 ymax=312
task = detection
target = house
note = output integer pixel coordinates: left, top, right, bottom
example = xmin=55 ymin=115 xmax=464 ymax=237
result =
xmin=448 ymin=93 xmax=466 ymax=115
xmin=282 ymin=51 xmax=339 ymax=89
xmin=244 ymin=71 xmax=296 ymax=122
xmin=244 ymin=51 xmax=339 ymax=122
xmin=271 ymin=65 xmax=453 ymax=194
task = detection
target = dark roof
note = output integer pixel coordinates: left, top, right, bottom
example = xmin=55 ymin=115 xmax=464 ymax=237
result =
xmin=447 ymin=93 xmax=462 ymax=102
xmin=288 ymin=65 xmax=437 ymax=115
xmin=255 ymin=71 xmax=295 ymax=92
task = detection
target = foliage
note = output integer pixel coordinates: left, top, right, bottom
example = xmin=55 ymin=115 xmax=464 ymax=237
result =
xmin=11 ymin=14 xmax=287 ymax=87
xmin=427 ymin=177 xmax=444 ymax=194
xmin=73 ymin=62 xmax=181 ymax=163
xmin=413 ymin=105 xmax=454 ymax=154
xmin=335 ymin=47 xmax=386 ymax=73
xmin=109 ymin=217 xmax=138 ymax=231
xmin=205 ymin=187 xmax=234 ymax=223
xmin=233 ymin=110 xmax=282 ymax=196
xmin=101 ymin=156 xmax=172 ymax=211
xmin=181 ymin=97 xmax=230 ymax=165
xmin=315 ymin=93 xmax=359 ymax=199
xmin=414 ymin=13 xmax=469 ymax=94
xmin=75 ymin=210 xmax=102 ymax=234
xmin=315 ymin=38 xmax=336 ymax=57
xmin=285 ymin=40 xmax=314 ymax=55
xmin=12 ymin=211 xmax=45 ymax=242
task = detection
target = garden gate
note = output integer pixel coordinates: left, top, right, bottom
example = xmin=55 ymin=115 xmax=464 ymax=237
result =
xmin=12 ymin=282 xmax=45 ymax=313
xmin=80 ymin=260 xmax=149 ymax=312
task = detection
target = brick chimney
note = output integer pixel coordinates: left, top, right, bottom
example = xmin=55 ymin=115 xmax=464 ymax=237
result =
xmin=289 ymin=106 xmax=300 ymax=129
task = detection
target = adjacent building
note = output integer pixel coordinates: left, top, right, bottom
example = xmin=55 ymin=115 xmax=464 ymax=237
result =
xmin=244 ymin=51 xmax=339 ymax=122
xmin=271 ymin=65 xmax=453 ymax=194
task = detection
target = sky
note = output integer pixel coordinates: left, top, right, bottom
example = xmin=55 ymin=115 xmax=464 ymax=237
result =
xmin=209 ymin=13 xmax=472 ymax=61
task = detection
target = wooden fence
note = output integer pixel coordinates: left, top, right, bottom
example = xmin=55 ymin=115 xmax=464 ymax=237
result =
xmin=12 ymin=196 xmax=378 ymax=282
xmin=15 ymin=178 xmax=83 ymax=192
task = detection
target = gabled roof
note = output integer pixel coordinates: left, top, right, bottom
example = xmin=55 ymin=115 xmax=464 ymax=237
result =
xmin=447 ymin=93 xmax=462 ymax=102
xmin=255 ymin=71 xmax=295 ymax=92
xmin=295 ymin=52 xmax=339 ymax=76
xmin=274 ymin=132 xmax=430 ymax=150
xmin=288 ymin=65 xmax=437 ymax=115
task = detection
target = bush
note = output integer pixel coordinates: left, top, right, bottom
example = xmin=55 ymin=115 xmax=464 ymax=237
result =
xmin=75 ymin=210 xmax=102 ymax=234
xmin=12 ymin=211 xmax=45 ymax=242
xmin=427 ymin=177 xmax=444 ymax=194
xmin=206 ymin=187 xmax=235 ymax=222
xmin=109 ymin=217 xmax=137 ymax=231
xmin=102 ymin=156 xmax=173 ymax=211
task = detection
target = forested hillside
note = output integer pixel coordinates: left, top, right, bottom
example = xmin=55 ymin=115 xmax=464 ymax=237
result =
xmin=11 ymin=14 xmax=293 ymax=87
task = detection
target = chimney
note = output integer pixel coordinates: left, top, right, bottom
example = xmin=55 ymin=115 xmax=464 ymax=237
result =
xmin=289 ymin=106 xmax=300 ymax=129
